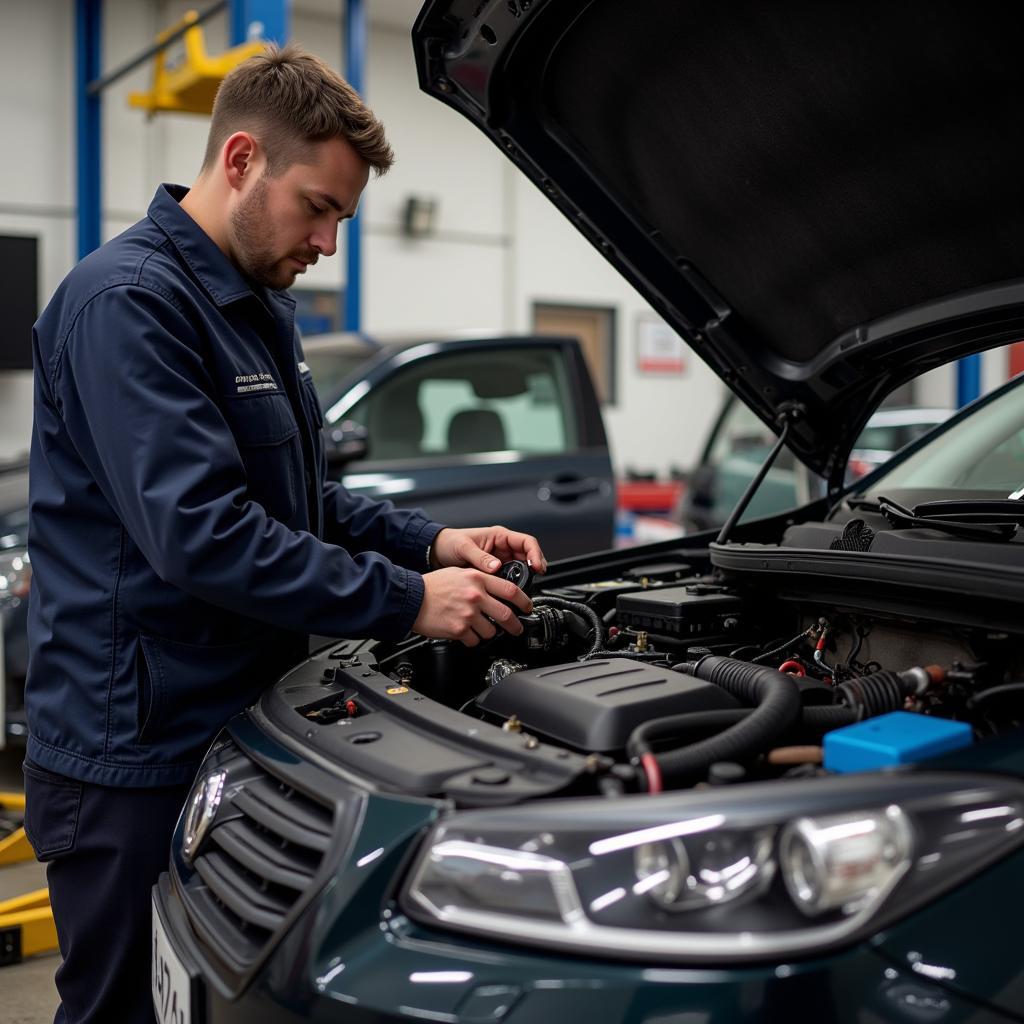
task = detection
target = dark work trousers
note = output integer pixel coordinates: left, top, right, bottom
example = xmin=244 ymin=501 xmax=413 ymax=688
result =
xmin=22 ymin=759 xmax=191 ymax=1024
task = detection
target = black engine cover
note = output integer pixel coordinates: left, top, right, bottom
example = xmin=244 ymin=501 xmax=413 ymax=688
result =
xmin=476 ymin=658 xmax=740 ymax=753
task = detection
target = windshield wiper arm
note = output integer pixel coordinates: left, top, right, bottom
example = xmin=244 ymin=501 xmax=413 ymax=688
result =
xmin=878 ymin=496 xmax=1019 ymax=542
xmin=845 ymin=497 xmax=882 ymax=512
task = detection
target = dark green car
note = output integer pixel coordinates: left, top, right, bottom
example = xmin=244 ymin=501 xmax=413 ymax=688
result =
xmin=153 ymin=3 xmax=1024 ymax=1021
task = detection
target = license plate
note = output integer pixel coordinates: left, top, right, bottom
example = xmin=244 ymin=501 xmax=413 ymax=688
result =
xmin=152 ymin=894 xmax=193 ymax=1024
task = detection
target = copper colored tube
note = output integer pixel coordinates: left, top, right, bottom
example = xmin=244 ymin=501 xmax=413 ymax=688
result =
xmin=767 ymin=745 xmax=824 ymax=765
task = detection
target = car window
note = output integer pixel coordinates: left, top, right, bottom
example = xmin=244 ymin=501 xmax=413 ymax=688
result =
xmin=865 ymin=380 xmax=1024 ymax=494
xmin=347 ymin=347 xmax=576 ymax=461
xmin=708 ymin=400 xmax=796 ymax=471
xmin=855 ymin=425 xmax=902 ymax=451
xmin=302 ymin=349 xmax=374 ymax=404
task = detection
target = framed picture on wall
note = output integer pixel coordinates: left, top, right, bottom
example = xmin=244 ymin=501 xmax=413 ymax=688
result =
xmin=636 ymin=313 xmax=687 ymax=375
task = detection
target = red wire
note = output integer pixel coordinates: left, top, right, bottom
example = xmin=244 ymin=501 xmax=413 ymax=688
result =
xmin=778 ymin=659 xmax=806 ymax=677
xmin=640 ymin=753 xmax=663 ymax=794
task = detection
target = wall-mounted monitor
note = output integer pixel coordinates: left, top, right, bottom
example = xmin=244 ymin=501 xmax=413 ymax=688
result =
xmin=0 ymin=235 xmax=38 ymax=371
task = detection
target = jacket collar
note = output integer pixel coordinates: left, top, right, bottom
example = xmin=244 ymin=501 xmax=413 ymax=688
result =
xmin=147 ymin=183 xmax=288 ymax=308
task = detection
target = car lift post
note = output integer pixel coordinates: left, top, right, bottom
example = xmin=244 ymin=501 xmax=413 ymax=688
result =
xmin=957 ymin=353 xmax=982 ymax=408
xmin=76 ymin=0 xmax=292 ymax=259
xmin=344 ymin=0 xmax=365 ymax=334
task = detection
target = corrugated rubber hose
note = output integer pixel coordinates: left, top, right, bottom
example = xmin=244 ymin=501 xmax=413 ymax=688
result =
xmin=635 ymin=656 xmax=802 ymax=786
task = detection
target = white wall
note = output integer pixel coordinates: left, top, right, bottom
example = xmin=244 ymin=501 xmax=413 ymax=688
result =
xmin=509 ymin=173 xmax=724 ymax=473
xmin=0 ymin=0 xmax=74 ymax=460
xmin=0 ymin=0 xmax=1013 ymax=471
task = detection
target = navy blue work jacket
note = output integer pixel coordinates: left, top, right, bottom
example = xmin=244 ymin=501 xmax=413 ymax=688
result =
xmin=26 ymin=184 xmax=442 ymax=787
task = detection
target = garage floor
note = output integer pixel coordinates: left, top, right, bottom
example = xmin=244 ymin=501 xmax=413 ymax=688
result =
xmin=1 ymin=745 xmax=59 ymax=1024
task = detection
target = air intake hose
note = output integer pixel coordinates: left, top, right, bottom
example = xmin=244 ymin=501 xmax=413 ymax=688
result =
xmin=628 ymin=664 xmax=942 ymax=786
xmin=626 ymin=705 xmax=861 ymax=762
xmin=532 ymin=596 xmax=604 ymax=658
xmin=636 ymin=656 xmax=802 ymax=785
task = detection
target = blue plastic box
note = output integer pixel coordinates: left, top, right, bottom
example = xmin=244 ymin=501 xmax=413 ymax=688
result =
xmin=824 ymin=711 xmax=973 ymax=773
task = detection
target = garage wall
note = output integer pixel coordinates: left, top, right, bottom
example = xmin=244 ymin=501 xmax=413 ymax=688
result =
xmin=0 ymin=0 xmax=74 ymax=461
xmin=0 ymin=1 xmax=1012 ymax=471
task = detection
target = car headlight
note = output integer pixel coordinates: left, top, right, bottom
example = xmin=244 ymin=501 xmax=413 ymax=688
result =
xmin=400 ymin=772 xmax=1024 ymax=962
xmin=0 ymin=548 xmax=30 ymax=608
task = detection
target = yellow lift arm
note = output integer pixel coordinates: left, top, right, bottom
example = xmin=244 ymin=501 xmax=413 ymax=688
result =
xmin=0 ymin=791 xmax=58 ymax=965
xmin=129 ymin=9 xmax=267 ymax=116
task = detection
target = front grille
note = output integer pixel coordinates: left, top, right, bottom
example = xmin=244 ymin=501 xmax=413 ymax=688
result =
xmin=180 ymin=745 xmax=335 ymax=973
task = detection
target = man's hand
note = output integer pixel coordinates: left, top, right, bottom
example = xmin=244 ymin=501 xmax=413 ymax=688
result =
xmin=430 ymin=526 xmax=548 ymax=575
xmin=412 ymin=567 xmax=533 ymax=646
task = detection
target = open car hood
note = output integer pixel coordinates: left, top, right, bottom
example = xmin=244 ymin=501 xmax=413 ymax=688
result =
xmin=413 ymin=0 xmax=1024 ymax=481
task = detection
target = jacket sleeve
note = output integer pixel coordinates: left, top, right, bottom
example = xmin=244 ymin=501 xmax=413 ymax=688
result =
xmin=52 ymin=284 xmax=424 ymax=639
xmin=320 ymin=481 xmax=443 ymax=572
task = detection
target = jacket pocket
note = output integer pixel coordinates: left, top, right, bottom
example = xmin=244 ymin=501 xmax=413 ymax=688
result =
xmin=133 ymin=632 xmax=287 ymax=760
xmin=22 ymin=760 xmax=83 ymax=861
xmin=221 ymin=391 xmax=301 ymax=523
xmin=136 ymin=636 xmax=159 ymax=746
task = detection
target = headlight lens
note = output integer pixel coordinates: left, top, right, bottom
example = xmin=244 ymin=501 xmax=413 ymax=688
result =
xmin=0 ymin=548 xmax=30 ymax=607
xmin=780 ymin=808 xmax=912 ymax=916
xmin=401 ymin=773 xmax=1024 ymax=962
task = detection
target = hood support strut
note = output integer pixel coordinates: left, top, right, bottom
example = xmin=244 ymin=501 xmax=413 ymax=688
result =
xmin=716 ymin=405 xmax=804 ymax=545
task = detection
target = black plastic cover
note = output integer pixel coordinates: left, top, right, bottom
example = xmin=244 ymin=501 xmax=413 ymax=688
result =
xmin=616 ymin=586 xmax=743 ymax=639
xmin=476 ymin=658 xmax=739 ymax=753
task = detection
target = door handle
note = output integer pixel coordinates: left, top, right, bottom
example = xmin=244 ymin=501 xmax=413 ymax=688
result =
xmin=539 ymin=478 xmax=606 ymax=502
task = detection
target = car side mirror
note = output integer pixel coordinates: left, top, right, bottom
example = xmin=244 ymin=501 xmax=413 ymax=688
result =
xmin=324 ymin=420 xmax=369 ymax=467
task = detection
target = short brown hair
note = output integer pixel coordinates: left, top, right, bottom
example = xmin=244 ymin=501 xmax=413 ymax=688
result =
xmin=201 ymin=43 xmax=394 ymax=176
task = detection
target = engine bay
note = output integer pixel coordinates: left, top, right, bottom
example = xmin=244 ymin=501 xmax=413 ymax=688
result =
xmin=271 ymin=537 xmax=1024 ymax=803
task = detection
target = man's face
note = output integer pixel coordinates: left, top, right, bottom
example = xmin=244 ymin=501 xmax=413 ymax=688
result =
xmin=229 ymin=136 xmax=370 ymax=291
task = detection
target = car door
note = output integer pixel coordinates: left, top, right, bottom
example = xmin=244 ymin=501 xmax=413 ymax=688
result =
xmin=330 ymin=338 xmax=614 ymax=559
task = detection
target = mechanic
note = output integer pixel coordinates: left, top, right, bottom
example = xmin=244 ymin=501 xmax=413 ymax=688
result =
xmin=23 ymin=44 xmax=545 ymax=1024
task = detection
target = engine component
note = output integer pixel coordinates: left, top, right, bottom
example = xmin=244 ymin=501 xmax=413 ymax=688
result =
xmin=497 ymin=559 xmax=534 ymax=594
xmin=517 ymin=606 xmax=572 ymax=653
xmin=633 ymin=657 xmax=803 ymax=788
xmin=622 ymin=561 xmax=694 ymax=583
xmin=836 ymin=666 xmax=943 ymax=715
xmin=531 ymin=596 xmax=604 ymax=657
xmin=487 ymin=659 xmax=524 ymax=687
xmin=767 ymin=746 xmax=824 ymax=766
xmin=616 ymin=585 xmax=743 ymax=642
xmin=823 ymin=711 xmax=973 ymax=773
xmin=475 ymin=658 xmax=740 ymax=753
xmin=542 ymin=579 xmax=671 ymax=615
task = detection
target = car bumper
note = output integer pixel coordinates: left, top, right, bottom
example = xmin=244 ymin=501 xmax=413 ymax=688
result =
xmin=154 ymin=717 xmax=1021 ymax=1024
xmin=155 ymin=869 xmax=1019 ymax=1024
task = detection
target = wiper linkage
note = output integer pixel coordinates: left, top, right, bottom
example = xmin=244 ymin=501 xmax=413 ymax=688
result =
xmin=877 ymin=496 xmax=1019 ymax=542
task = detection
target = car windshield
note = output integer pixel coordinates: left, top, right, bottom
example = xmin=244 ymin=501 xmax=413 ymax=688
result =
xmin=862 ymin=378 xmax=1024 ymax=497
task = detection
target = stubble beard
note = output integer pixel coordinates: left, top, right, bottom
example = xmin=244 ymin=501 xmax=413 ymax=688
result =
xmin=230 ymin=176 xmax=294 ymax=291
